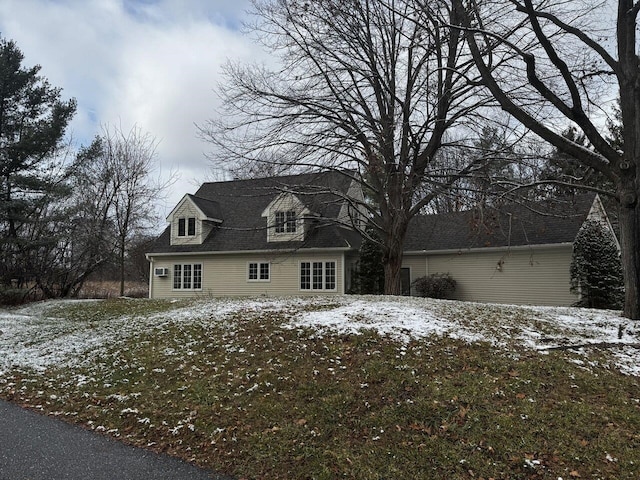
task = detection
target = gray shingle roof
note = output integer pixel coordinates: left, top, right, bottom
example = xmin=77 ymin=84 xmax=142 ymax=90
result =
xmin=151 ymin=168 xmax=597 ymax=256
xmin=404 ymin=193 xmax=596 ymax=252
xmin=187 ymin=195 xmax=222 ymax=221
xmin=149 ymin=170 xmax=359 ymax=254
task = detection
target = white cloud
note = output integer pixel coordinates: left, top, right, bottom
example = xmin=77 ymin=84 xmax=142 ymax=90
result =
xmin=0 ymin=0 xmax=260 ymax=219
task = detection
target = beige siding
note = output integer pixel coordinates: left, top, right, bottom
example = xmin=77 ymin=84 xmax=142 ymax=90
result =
xmin=149 ymin=252 xmax=346 ymax=299
xmin=169 ymin=199 xmax=206 ymax=246
xmin=422 ymin=246 xmax=577 ymax=306
xmin=401 ymin=255 xmax=428 ymax=295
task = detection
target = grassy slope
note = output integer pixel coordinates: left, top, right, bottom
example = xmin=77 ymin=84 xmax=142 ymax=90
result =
xmin=1 ymin=298 xmax=639 ymax=479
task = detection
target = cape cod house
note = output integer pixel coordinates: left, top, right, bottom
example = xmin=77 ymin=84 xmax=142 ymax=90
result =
xmin=147 ymin=171 xmax=615 ymax=307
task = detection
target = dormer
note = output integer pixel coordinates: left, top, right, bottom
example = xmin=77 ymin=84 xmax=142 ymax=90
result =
xmin=337 ymin=177 xmax=367 ymax=229
xmin=167 ymin=194 xmax=222 ymax=246
xmin=261 ymin=192 xmax=311 ymax=242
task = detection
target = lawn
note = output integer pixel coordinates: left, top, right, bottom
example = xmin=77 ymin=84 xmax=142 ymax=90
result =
xmin=1 ymin=296 xmax=639 ymax=479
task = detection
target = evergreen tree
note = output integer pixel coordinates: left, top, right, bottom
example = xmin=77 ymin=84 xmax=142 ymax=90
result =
xmin=539 ymin=127 xmax=613 ymax=197
xmin=606 ymin=100 xmax=623 ymax=153
xmin=570 ymin=220 xmax=624 ymax=309
xmin=0 ymin=37 xmax=76 ymax=289
xmin=357 ymin=227 xmax=385 ymax=295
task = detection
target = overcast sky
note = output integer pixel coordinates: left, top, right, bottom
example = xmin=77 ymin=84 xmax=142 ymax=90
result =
xmin=0 ymin=0 xmax=263 ymax=219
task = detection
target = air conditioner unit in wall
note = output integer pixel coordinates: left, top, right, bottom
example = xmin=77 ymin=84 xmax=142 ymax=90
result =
xmin=154 ymin=267 xmax=169 ymax=277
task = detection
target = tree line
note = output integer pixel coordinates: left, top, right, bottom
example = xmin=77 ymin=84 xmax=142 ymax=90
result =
xmin=0 ymin=38 xmax=163 ymax=303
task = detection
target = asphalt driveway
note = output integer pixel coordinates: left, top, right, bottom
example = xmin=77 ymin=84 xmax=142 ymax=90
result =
xmin=0 ymin=400 xmax=232 ymax=480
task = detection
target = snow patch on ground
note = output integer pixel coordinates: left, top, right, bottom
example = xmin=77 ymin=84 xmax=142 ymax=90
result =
xmin=287 ymin=299 xmax=488 ymax=344
xmin=0 ymin=296 xmax=638 ymax=377
xmin=290 ymin=296 xmax=639 ymax=376
xmin=0 ymin=297 xmax=314 ymax=375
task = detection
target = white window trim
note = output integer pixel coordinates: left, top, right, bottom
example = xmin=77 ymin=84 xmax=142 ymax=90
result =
xmin=177 ymin=217 xmax=197 ymax=238
xmin=299 ymin=260 xmax=337 ymax=292
xmin=274 ymin=210 xmax=297 ymax=235
xmin=247 ymin=261 xmax=271 ymax=282
xmin=188 ymin=217 xmax=196 ymax=236
xmin=172 ymin=263 xmax=203 ymax=291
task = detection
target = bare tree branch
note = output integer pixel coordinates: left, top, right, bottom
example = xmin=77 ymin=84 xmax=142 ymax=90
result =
xmin=199 ymin=0 xmax=493 ymax=294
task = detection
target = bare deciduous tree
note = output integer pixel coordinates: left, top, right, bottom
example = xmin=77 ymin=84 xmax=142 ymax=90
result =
xmin=32 ymin=140 xmax=118 ymax=297
xmin=200 ymin=0 xmax=491 ymax=294
xmin=100 ymin=125 xmax=165 ymax=296
xmin=452 ymin=0 xmax=640 ymax=318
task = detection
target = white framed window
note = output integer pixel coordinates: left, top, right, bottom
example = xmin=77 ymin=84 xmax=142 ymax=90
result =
xmin=275 ymin=210 xmax=296 ymax=233
xmin=248 ymin=262 xmax=270 ymax=282
xmin=177 ymin=217 xmax=196 ymax=237
xmin=325 ymin=261 xmax=336 ymax=290
xmin=173 ymin=263 xmax=202 ymax=290
xmin=300 ymin=261 xmax=337 ymax=291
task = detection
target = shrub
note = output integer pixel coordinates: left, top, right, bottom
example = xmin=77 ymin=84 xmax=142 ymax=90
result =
xmin=570 ymin=219 xmax=624 ymax=309
xmin=0 ymin=288 xmax=32 ymax=306
xmin=355 ymin=226 xmax=385 ymax=294
xmin=412 ymin=273 xmax=456 ymax=299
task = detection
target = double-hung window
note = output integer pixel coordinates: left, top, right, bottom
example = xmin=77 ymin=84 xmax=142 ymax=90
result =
xmin=275 ymin=210 xmax=296 ymax=233
xmin=173 ymin=264 xmax=202 ymax=290
xmin=248 ymin=262 xmax=270 ymax=281
xmin=300 ymin=261 xmax=337 ymax=291
xmin=177 ymin=217 xmax=196 ymax=237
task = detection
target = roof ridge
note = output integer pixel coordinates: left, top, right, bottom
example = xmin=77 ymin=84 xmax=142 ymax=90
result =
xmin=416 ymin=192 xmax=597 ymax=219
xmin=198 ymin=169 xmax=354 ymax=187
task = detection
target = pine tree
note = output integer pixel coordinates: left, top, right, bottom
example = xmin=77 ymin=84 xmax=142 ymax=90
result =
xmin=0 ymin=37 xmax=76 ymax=289
xmin=570 ymin=220 xmax=624 ymax=309
xmin=357 ymin=227 xmax=385 ymax=295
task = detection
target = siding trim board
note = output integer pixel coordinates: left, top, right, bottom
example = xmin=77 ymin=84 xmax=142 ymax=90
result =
xmin=146 ymin=246 xmax=353 ymax=259
xmin=403 ymin=242 xmax=574 ymax=256
xmin=341 ymin=252 xmax=346 ymax=294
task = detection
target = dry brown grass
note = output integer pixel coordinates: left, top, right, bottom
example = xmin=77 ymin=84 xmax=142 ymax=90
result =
xmin=78 ymin=280 xmax=148 ymax=299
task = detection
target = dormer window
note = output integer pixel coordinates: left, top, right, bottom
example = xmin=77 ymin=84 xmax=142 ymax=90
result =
xmin=262 ymin=194 xmax=308 ymax=243
xmin=178 ymin=217 xmax=196 ymax=237
xmin=275 ymin=210 xmax=296 ymax=233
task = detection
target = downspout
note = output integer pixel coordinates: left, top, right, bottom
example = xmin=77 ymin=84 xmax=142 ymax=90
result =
xmin=341 ymin=252 xmax=346 ymax=294
xmin=147 ymin=255 xmax=154 ymax=299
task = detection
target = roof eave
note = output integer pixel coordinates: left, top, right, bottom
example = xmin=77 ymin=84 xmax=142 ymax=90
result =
xmin=403 ymin=242 xmax=574 ymax=256
xmin=146 ymin=246 xmax=357 ymax=258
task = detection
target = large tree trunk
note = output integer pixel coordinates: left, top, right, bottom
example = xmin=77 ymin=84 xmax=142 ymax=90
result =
xmin=119 ymin=240 xmax=126 ymax=297
xmin=617 ymin=0 xmax=640 ymax=319
xmin=382 ymin=214 xmax=409 ymax=295
xmin=618 ymin=202 xmax=640 ymax=319
xmin=383 ymin=250 xmax=403 ymax=295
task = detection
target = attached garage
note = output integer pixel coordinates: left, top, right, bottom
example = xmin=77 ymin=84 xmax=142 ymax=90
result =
xmin=402 ymin=194 xmax=615 ymax=306
xmin=404 ymin=244 xmax=576 ymax=306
